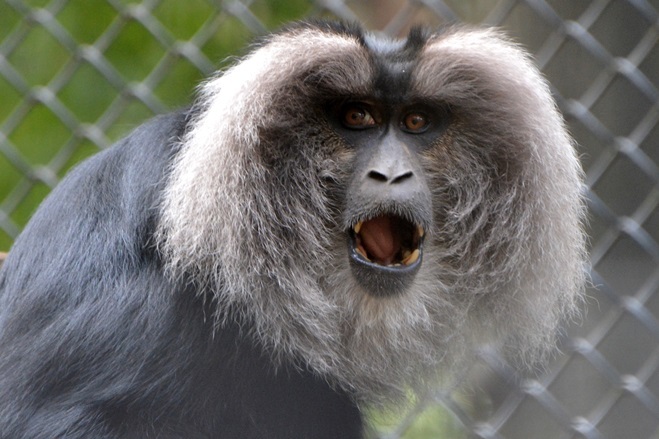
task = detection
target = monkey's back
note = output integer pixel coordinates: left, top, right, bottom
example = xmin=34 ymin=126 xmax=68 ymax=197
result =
xmin=0 ymin=111 xmax=362 ymax=439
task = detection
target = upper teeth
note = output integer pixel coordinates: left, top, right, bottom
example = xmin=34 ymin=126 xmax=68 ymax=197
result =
xmin=402 ymin=249 xmax=420 ymax=265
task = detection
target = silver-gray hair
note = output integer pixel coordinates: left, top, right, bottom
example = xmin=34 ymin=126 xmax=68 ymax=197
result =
xmin=156 ymin=24 xmax=587 ymax=405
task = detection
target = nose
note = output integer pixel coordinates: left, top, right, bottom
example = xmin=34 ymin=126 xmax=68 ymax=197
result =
xmin=365 ymin=137 xmax=417 ymax=186
xmin=347 ymin=132 xmax=432 ymax=226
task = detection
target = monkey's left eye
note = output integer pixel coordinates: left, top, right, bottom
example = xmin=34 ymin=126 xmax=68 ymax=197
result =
xmin=402 ymin=112 xmax=429 ymax=133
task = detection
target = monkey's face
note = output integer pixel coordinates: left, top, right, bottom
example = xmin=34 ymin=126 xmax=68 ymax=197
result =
xmin=327 ymin=100 xmax=450 ymax=297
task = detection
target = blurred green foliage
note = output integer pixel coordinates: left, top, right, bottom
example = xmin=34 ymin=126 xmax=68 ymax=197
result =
xmin=368 ymin=402 xmax=466 ymax=439
xmin=0 ymin=0 xmax=311 ymax=250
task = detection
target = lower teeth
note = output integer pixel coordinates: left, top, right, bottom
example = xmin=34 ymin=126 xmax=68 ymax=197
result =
xmin=356 ymin=244 xmax=370 ymax=261
xmin=355 ymin=247 xmax=420 ymax=267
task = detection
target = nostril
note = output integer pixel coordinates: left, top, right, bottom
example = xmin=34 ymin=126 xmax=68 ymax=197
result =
xmin=391 ymin=171 xmax=414 ymax=184
xmin=367 ymin=170 xmax=388 ymax=182
xmin=367 ymin=170 xmax=414 ymax=184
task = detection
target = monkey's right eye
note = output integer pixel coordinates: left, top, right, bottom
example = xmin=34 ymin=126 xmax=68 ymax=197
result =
xmin=342 ymin=105 xmax=376 ymax=129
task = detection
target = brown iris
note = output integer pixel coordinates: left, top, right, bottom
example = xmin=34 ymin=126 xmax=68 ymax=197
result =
xmin=402 ymin=113 xmax=428 ymax=132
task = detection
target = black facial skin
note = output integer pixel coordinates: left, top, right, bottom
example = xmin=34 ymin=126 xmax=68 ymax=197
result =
xmin=330 ymin=99 xmax=450 ymax=297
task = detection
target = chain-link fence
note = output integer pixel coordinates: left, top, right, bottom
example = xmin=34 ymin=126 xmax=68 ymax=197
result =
xmin=2 ymin=0 xmax=659 ymax=438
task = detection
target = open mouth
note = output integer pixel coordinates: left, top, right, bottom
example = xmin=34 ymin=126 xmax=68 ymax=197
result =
xmin=350 ymin=214 xmax=424 ymax=269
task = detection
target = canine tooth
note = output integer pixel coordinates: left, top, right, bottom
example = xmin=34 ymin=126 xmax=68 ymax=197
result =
xmin=417 ymin=226 xmax=425 ymax=238
xmin=354 ymin=221 xmax=363 ymax=234
xmin=402 ymin=249 xmax=420 ymax=265
xmin=356 ymin=244 xmax=370 ymax=261
xmin=402 ymin=249 xmax=411 ymax=259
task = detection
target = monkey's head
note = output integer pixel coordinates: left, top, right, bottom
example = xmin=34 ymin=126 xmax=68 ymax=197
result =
xmin=157 ymin=22 xmax=587 ymax=404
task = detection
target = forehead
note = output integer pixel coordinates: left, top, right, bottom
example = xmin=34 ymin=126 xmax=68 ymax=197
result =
xmin=363 ymin=32 xmax=429 ymax=104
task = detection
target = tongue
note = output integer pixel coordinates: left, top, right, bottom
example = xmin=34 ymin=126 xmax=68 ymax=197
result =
xmin=360 ymin=216 xmax=401 ymax=265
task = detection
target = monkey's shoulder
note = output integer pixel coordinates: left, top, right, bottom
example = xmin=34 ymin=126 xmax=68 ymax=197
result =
xmin=65 ymin=109 xmax=190 ymax=208
xmin=0 ymin=111 xmax=191 ymax=303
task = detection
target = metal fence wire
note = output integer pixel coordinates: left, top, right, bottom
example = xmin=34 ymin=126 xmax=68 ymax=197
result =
xmin=1 ymin=0 xmax=659 ymax=437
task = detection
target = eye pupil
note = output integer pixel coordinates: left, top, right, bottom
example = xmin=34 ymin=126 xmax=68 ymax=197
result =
xmin=348 ymin=110 xmax=364 ymax=124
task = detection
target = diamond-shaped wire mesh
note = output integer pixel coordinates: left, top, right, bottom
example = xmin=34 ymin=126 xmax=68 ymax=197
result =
xmin=1 ymin=0 xmax=658 ymax=438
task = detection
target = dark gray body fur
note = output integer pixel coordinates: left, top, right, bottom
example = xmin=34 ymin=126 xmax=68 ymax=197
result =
xmin=0 ymin=112 xmax=362 ymax=438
